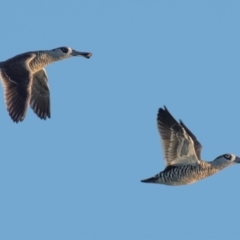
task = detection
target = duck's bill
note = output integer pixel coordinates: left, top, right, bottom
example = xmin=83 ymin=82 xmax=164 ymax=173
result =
xmin=72 ymin=50 xmax=92 ymax=58
xmin=235 ymin=156 xmax=240 ymax=163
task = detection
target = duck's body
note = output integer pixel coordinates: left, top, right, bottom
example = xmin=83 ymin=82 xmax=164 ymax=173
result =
xmin=141 ymin=106 xmax=240 ymax=186
xmin=0 ymin=47 xmax=92 ymax=122
xmin=143 ymin=160 xmax=229 ymax=186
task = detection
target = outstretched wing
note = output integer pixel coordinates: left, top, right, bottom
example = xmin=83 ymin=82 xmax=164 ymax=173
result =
xmin=0 ymin=53 xmax=34 ymax=122
xmin=30 ymin=68 xmax=50 ymax=120
xmin=157 ymin=106 xmax=202 ymax=166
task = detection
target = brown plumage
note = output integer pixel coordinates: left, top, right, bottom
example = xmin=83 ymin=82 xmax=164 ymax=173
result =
xmin=0 ymin=47 xmax=92 ymax=122
xmin=141 ymin=106 xmax=240 ymax=186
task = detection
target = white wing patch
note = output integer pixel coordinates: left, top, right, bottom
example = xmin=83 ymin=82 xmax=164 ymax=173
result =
xmin=167 ymin=124 xmax=199 ymax=166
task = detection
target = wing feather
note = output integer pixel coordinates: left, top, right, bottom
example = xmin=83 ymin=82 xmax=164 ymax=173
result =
xmin=157 ymin=106 xmax=202 ymax=166
xmin=0 ymin=54 xmax=34 ymax=122
xmin=30 ymin=69 xmax=50 ymax=120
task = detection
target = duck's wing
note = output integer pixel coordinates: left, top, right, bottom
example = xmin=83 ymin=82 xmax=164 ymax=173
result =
xmin=0 ymin=53 xmax=35 ymax=122
xmin=179 ymin=120 xmax=202 ymax=160
xmin=157 ymin=106 xmax=202 ymax=166
xmin=30 ymin=68 xmax=50 ymax=120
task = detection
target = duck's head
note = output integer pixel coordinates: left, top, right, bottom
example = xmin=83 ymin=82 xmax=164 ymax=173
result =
xmin=214 ymin=153 xmax=240 ymax=166
xmin=50 ymin=47 xmax=92 ymax=60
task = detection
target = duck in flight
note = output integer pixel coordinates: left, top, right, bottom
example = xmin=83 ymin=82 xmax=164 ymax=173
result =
xmin=0 ymin=47 xmax=92 ymax=122
xmin=141 ymin=106 xmax=240 ymax=186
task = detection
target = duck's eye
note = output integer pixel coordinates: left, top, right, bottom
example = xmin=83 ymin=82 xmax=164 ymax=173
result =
xmin=224 ymin=154 xmax=231 ymax=160
xmin=61 ymin=47 xmax=68 ymax=53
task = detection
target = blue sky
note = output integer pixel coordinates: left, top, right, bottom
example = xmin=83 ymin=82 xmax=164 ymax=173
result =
xmin=1 ymin=1 xmax=240 ymax=239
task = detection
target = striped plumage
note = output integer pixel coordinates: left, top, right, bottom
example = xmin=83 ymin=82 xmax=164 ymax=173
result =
xmin=0 ymin=47 xmax=92 ymax=123
xmin=141 ymin=106 xmax=240 ymax=186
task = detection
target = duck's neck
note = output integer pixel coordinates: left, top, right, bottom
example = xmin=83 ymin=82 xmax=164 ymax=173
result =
xmin=29 ymin=51 xmax=58 ymax=73
xmin=207 ymin=160 xmax=232 ymax=173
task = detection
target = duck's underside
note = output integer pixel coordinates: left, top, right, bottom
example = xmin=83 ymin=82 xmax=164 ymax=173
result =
xmin=141 ymin=164 xmax=218 ymax=186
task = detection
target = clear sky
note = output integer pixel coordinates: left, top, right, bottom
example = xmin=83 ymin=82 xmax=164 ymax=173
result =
xmin=0 ymin=1 xmax=240 ymax=239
